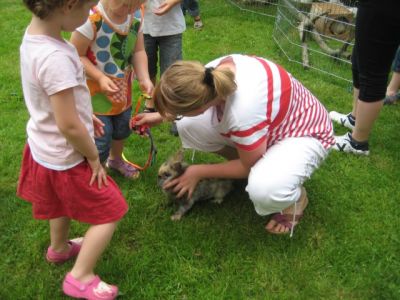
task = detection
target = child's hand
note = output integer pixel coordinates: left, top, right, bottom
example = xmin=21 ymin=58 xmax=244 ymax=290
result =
xmin=87 ymin=157 xmax=108 ymax=189
xmin=153 ymin=0 xmax=180 ymax=15
xmin=139 ymin=79 xmax=154 ymax=96
xmin=99 ymin=76 xmax=119 ymax=99
xmin=92 ymin=115 xmax=105 ymax=138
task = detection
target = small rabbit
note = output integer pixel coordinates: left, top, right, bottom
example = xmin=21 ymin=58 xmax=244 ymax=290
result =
xmin=158 ymin=150 xmax=233 ymax=221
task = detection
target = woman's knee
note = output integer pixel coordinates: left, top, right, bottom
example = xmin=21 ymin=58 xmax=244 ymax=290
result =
xmin=246 ymin=176 xmax=298 ymax=215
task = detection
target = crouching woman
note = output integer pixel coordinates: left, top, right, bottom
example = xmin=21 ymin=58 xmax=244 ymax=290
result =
xmin=134 ymin=54 xmax=334 ymax=235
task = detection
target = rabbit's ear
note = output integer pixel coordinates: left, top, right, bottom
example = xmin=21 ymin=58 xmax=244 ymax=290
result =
xmin=174 ymin=149 xmax=184 ymax=162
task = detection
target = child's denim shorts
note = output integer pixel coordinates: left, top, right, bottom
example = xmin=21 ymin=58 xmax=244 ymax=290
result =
xmin=95 ymin=107 xmax=132 ymax=163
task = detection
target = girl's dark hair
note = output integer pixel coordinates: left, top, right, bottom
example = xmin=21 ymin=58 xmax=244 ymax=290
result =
xmin=23 ymin=0 xmax=78 ymax=19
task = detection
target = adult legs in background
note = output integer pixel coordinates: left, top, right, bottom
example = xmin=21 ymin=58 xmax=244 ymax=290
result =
xmin=384 ymin=47 xmax=400 ymax=105
xmin=182 ymin=0 xmax=203 ymax=29
xmin=330 ymin=0 xmax=400 ymax=154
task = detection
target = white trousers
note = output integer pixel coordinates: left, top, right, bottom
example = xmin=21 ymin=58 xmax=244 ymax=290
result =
xmin=176 ymin=109 xmax=329 ymax=216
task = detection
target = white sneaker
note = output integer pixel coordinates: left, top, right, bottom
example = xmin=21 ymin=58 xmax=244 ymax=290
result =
xmin=333 ymin=132 xmax=369 ymax=155
xmin=329 ymin=111 xmax=355 ymax=130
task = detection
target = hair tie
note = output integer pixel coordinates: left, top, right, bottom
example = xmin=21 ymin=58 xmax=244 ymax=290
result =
xmin=203 ymin=67 xmax=215 ymax=88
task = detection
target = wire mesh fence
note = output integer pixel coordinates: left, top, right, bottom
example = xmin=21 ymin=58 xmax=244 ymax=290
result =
xmin=225 ymin=0 xmax=279 ymax=17
xmin=226 ymin=0 xmax=357 ymax=83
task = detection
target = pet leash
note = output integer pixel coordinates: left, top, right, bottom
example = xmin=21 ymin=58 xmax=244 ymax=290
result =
xmin=121 ymin=93 xmax=157 ymax=171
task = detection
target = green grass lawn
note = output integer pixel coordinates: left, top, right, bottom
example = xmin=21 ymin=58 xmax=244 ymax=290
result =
xmin=1 ymin=0 xmax=400 ymax=299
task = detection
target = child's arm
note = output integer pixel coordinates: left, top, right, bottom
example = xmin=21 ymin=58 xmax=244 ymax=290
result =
xmin=70 ymin=32 xmax=119 ymax=97
xmin=133 ymin=32 xmax=154 ymax=108
xmin=50 ymin=88 xmax=107 ymax=188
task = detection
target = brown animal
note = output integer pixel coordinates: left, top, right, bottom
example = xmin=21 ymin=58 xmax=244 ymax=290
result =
xmin=158 ymin=151 xmax=233 ymax=221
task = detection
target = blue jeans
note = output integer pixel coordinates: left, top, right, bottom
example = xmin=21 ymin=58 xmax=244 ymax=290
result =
xmin=144 ymin=33 xmax=183 ymax=78
xmin=182 ymin=0 xmax=200 ymax=17
xmin=95 ymin=108 xmax=132 ymax=163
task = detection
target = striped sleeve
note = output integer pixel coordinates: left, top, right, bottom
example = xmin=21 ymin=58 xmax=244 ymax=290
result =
xmin=221 ymin=57 xmax=292 ymax=151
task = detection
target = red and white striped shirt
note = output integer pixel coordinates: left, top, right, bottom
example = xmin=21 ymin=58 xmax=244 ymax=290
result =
xmin=208 ymin=55 xmax=334 ymax=151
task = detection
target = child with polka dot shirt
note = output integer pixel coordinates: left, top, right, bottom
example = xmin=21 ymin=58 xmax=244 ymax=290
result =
xmin=71 ymin=0 xmax=153 ymax=179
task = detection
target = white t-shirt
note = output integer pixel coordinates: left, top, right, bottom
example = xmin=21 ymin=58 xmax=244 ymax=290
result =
xmin=142 ymin=0 xmax=185 ymax=36
xmin=20 ymin=33 xmax=94 ymax=170
xmin=207 ymin=54 xmax=334 ymax=150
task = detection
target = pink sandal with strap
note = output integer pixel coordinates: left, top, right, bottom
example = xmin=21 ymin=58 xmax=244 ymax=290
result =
xmin=106 ymin=157 xmax=140 ymax=179
xmin=46 ymin=240 xmax=82 ymax=264
xmin=266 ymin=188 xmax=308 ymax=237
xmin=267 ymin=212 xmax=304 ymax=237
xmin=63 ymin=273 xmax=118 ymax=300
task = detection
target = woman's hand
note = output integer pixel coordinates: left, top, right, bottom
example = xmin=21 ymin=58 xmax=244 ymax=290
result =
xmin=130 ymin=112 xmax=164 ymax=129
xmin=92 ymin=115 xmax=105 ymax=138
xmin=98 ymin=76 xmax=119 ymax=99
xmin=87 ymin=156 xmax=108 ymax=189
xmin=163 ymin=165 xmax=201 ymax=199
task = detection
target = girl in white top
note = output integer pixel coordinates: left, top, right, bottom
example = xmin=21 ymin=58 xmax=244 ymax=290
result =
xmin=143 ymin=0 xmax=186 ymax=37
xmin=18 ymin=0 xmax=127 ymax=299
xmin=142 ymin=0 xmax=186 ymax=81
xmin=134 ymin=54 xmax=334 ymax=236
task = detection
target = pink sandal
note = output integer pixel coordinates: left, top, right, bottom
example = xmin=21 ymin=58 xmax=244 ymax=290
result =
xmin=46 ymin=240 xmax=81 ymax=264
xmin=106 ymin=158 xmax=140 ymax=179
xmin=63 ymin=273 xmax=118 ymax=300
xmin=266 ymin=212 xmax=304 ymax=236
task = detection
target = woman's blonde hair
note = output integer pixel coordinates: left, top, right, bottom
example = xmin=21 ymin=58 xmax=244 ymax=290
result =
xmin=154 ymin=60 xmax=237 ymax=118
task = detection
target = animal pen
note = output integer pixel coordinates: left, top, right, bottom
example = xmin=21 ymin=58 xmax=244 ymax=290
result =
xmin=226 ymin=0 xmax=357 ymax=83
